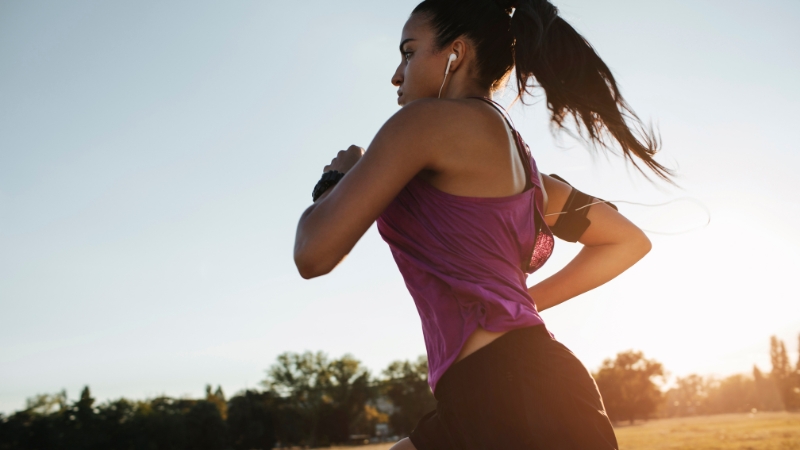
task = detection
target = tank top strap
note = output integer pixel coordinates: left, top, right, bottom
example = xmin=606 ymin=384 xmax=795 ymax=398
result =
xmin=467 ymin=96 xmax=541 ymax=190
xmin=466 ymin=96 xmax=553 ymax=273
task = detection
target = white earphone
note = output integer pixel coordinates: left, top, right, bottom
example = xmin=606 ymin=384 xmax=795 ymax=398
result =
xmin=438 ymin=53 xmax=458 ymax=98
xmin=445 ymin=53 xmax=457 ymax=75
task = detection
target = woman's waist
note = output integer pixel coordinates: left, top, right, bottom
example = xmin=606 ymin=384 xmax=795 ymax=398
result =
xmin=455 ymin=326 xmax=509 ymax=364
xmin=435 ymin=324 xmax=552 ymax=398
xmin=423 ymin=310 xmax=546 ymax=392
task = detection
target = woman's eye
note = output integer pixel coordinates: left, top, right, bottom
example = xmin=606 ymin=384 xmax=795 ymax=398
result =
xmin=403 ymin=52 xmax=412 ymax=62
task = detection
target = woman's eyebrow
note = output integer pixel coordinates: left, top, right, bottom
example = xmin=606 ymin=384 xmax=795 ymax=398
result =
xmin=399 ymin=38 xmax=416 ymax=52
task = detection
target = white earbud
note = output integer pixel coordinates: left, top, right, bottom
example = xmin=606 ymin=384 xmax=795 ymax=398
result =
xmin=439 ymin=53 xmax=458 ymax=98
xmin=444 ymin=53 xmax=457 ymax=75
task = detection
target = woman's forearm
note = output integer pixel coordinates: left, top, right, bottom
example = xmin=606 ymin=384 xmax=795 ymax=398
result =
xmin=528 ymin=238 xmax=650 ymax=312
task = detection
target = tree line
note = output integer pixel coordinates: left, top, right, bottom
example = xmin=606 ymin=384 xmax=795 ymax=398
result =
xmin=594 ymin=334 xmax=800 ymax=424
xmin=0 ymin=353 xmax=434 ymax=450
xmin=1 ymin=334 xmax=798 ymax=449
xmin=659 ymin=335 xmax=800 ymax=418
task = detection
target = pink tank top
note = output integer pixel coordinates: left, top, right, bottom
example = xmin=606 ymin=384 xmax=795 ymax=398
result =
xmin=376 ymin=97 xmax=555 ymax=393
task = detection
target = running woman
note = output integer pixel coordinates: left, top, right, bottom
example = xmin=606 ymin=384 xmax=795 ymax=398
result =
xmin=295 ymin=0 xmax=670 ymax=448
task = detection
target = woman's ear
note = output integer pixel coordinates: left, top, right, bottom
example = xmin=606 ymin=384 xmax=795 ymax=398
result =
xmin=448 ymin=39 xmax=468 ymax=72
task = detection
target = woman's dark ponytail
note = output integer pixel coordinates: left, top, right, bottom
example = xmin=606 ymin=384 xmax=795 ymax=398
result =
xmin=413 ymin=0 xmax=673 ymax=181
xmin=509 ymin=0 xmax=671 ymax=180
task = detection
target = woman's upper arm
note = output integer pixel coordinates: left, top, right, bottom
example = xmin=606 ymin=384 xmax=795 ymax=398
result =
xmin=294 ymin=100 xmax=454 ymax=278
xmin=540 ymin=174 xmax=571 ymax=227
xmin=540 ymin=174 xmax=649 ymax=248
xmin=579 ymin=199 xmax=649 ymax=249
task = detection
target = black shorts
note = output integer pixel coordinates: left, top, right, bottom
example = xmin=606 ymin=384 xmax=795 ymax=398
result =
xmin=409 ymin=325 xmax=618 ymax=450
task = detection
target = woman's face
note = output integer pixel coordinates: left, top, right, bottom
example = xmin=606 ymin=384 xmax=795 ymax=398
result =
xmin=392 ymin=14 xmax=449 ymax=106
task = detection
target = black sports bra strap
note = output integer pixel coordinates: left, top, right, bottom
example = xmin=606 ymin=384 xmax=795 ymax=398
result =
xmin=467 ymin=96 xmax=534 ymax=191
xmin=468 ymin=96 xmax=517 ymax=131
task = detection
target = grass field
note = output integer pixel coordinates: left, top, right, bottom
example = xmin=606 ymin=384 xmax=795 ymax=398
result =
xmin=324 ymin=412 xmax=800 ymax=450
xmin=614 ymin=412 xmax=800 ymax=450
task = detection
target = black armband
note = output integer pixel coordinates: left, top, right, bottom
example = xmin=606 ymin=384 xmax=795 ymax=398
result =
xmin=548 ymin=174 xmax=617 ymax=243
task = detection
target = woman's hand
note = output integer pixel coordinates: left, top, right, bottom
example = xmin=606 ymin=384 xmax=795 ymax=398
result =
xmin=528 ymin=174 xmax=652 ymax=312
xmin=323 ymin=145 xmax=365 ymax=173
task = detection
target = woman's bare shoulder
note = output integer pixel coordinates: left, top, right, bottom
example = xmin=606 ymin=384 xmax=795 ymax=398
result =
xmin=392 ymin=98 xmax=487 ymax=128
xmin=377 ymin=99 xmax=494 ymax=166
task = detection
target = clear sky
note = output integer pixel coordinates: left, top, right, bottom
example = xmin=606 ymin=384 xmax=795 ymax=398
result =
xmin=1 ymin=0 xmax=799 ymax=413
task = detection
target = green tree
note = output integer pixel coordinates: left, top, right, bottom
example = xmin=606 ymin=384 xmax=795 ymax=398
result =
xmin=350 ymin=404 xmax=389 ymax=437
xmin=226 ymin=390 xmax=278 ymax=450
xmin=0 ymin=388 xmax=229 ymax=449
xmin=662 ymin=370 xmax=790 ymax=417
xmin=593 ymin=350 xmax=665 ymax=424
xmin=133 ymin=396 xmax=193 ymax=449
xmin=770 ymin=335 xmax=799 ymax=409
xmin=796 ymin=334 xmax=800 ymax=375
xmin=662 ymin=374 xmax=710 ymax=417
xmin=706 ymin=374 xmax=753 ymax=414
xmin=380 ymin=356 xmax=436 ymax=435
xmin=753 ymin=365 xmax=784 ymax=411
xmin=23 ymin=390 xmax=67 ymax=416
xmin=206 ymin=384 xmax=228 ymax=420
xmin=263 ymin=351 xmax=331 ymax=446
xmin=75 ymin=386 xmax=95 ymax=423
xmin=0 ymin=391 xmax=66 ymax=450
xmin=71 ymin=386 xmax=98 ymax=449
xmin=794 ymin=333 xmax=800 ymax=410
xmin=770 ymin=336 xmax=791 ymax=381
xmin=95 ymin=398 xmax=137 ymax=448
xmin=262 ymin=351 xmax=374 ymax=446
xmin=186 ymin=400 xmax=227 ymax=450
xmin=322 ymin=355 xmax=373 ymax=442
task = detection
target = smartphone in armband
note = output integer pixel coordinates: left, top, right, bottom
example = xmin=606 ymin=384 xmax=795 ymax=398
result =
xmin=548 ymin=174 xmax=617 ymax=243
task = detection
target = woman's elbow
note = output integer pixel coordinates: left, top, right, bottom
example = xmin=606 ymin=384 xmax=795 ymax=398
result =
xmin=295 ymin=258 xmax=319 ymax=279
xmin=632 ymin=229 xmax=652 ymax=259
xmin=295 ymin=259 xmax=327 ymax=280
xmin=295 ymin=252 xmax=328 ymax=279
xmin=294 ymin=246 xmax=336 ymax=279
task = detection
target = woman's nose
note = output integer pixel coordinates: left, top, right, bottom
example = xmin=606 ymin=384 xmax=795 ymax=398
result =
xmin=391 ymin=65 xmax=403 ymax=87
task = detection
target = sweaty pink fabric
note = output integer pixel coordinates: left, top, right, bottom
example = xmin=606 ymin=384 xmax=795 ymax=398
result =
xmin=376 ymin=97 xmax=555 ymax=393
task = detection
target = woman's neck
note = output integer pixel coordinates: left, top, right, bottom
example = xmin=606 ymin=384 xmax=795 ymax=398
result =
xmin=440 ymin=74 xmax=491 ymax=100
xmin=443 ymin=86 xmax=491 ymax=100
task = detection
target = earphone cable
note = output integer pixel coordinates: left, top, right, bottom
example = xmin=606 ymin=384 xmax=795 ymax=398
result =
xmin=438 ymin=73 xmax=448 ymax=98
xmin=544 ymin=197 xmax=711 ymax=235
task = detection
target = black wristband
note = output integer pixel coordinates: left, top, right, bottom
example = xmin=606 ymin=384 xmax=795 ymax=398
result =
xmin=312 ymin=170 xmax=345 ymax=202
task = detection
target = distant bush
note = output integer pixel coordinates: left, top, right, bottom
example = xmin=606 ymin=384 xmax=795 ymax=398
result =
xmin=594 ymin=350 xmax=666 ymax=424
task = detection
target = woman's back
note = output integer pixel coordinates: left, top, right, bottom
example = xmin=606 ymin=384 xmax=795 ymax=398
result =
xmin=412 ymin=98 xmax=532 ymax=200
